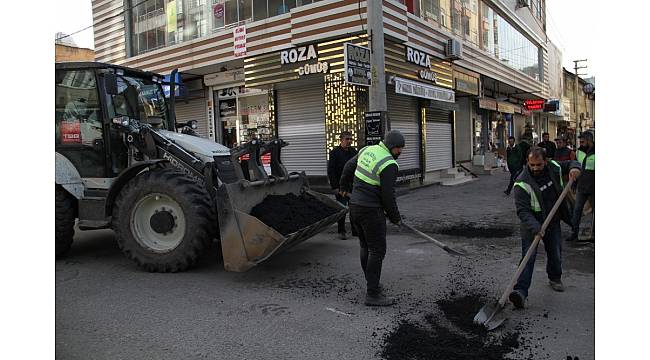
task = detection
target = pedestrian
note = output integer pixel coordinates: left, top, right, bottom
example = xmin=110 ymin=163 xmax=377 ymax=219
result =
xmin=509 ymin=147 xmax=581 ymax=309
xmin=339 ymin=130 xmax=405 ymax=307
xmin=504 ymin=136 xmax=523 ymax=196
xmin=568 ymin=131 xmax=595 ymax=242
xmin=537 ymin=132 xmax=556 ymax=158
xmin=327 ymin=130 xmax=358 ymax=240
xmin=553 ymin=137 xmax=576 ymax=162
xmin=518 ymin=137 xmax=531 ymax=162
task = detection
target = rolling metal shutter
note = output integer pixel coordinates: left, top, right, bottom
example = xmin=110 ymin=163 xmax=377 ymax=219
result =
xmin=277 ymin=83 xmax=327 ymax=176
xmin=175 ymin=97 xmax=208 ymax=138
xmin=425 ymin=109 xmax=453 ymax=171
xmin=387 ymin=90 xmax=420 ymax=171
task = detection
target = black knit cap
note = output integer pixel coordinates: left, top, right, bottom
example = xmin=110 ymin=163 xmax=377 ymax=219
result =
xmin=383 ymin=130 xmax=405 ymax=149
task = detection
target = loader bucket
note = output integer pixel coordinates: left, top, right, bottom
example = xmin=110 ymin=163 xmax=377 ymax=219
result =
xmin=215 ymin=173 xmax=346 ymax=272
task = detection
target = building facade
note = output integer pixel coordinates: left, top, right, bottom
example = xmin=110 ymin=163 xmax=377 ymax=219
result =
xmin=562 ymin=69 xmax=595 ymax=146
xmin=91 ymin=0 xmax=561 ymax=182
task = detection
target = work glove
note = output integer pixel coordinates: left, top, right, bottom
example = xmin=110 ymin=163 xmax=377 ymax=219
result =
xmin=389 ymin=213 xmax=403 ymax=226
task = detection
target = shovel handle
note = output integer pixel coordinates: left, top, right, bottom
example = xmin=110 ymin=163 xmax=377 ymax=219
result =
xmin=497 ymin=178 xmax=574 ymax=307
xmin=401 ymin=222 xmax=449 ymax=250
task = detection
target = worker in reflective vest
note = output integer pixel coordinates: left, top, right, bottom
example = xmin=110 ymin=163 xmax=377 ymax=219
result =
xmin=339 ymin=130 xmax=405 ymax=307
xmin=569 ymin=131 xmax=595 ymax=242
xmin=509 ymin=147 xmax=581 ymax=309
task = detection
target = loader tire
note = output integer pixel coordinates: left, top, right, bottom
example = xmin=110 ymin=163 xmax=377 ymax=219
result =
xmin=55 ymin=185 xmax=76 ymax=258
xmin=113 ymin=168 xmax=216 ymax=272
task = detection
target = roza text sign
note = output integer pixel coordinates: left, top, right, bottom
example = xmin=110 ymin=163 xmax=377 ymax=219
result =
xmin=280 ymin=45 xmax=318 ymax=64
xmin=280 ymin=44 xmax=328 ymax=77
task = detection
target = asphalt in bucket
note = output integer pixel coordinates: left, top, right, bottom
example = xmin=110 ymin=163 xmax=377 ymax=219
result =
xmin=251 ymin=193 xmax=339 ymax=235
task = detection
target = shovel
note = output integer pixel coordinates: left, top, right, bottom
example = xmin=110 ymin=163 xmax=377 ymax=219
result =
xmin=473 ymin=178 xmax=574 ymax=331
xmin=401 ymin=222 xmax=470 ymax=257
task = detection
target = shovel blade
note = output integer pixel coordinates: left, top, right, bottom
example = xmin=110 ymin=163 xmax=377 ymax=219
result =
xmin=473 ymin=301 xmax=507 ymax=331
xmin=443 ymin=246 xmax=470 ymax=257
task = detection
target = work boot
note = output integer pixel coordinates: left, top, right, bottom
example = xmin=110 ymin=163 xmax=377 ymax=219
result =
xmin=365 ymin=292 xmax=395 ymax=307
xmin=509 ymin=290 xmax=526 ymax=309
xmin=338 ymin=232 xmax=348 ymax=240
xmin=549 ymin=280 xmax=565 ymax=292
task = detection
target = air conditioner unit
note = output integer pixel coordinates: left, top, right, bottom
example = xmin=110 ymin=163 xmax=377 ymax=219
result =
xmin=516 ymin=0 xmax=530 ymax=9
xmin=445 ymin=39 xmax=463 ymax=60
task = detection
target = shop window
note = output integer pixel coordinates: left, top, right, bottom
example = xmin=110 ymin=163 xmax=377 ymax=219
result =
xmin=217 ymin=86 xmax=275 ymax=148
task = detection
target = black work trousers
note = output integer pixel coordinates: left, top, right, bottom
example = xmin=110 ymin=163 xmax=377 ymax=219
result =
xmin=349 ymin=204 xmax=387 ymax=296
xmin=505 ymin=168 xmax=522 ymax=194
xmin=335 ymin=194 xmax=357 ymax=236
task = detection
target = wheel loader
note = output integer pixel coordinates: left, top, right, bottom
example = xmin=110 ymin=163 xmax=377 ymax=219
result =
xmin=55 ymin=62 xmax=345 ymax=272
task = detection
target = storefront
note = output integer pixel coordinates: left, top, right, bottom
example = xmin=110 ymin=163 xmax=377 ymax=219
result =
xmin=452 ymin=67 xmax=481 ymax=163
xmin=242 ymin=36 xmax=369 ymax=177
xmin=384 ymin=42 xmax=455 ymax=181
xmin=206 ymin=68 xmax=270 ymax=146
xmin=173 ymin=75 xmax=210 ymax=138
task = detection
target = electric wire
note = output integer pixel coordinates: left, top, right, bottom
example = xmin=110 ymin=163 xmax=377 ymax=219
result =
xmin=55 ymin=0 xmax=149 ymax=42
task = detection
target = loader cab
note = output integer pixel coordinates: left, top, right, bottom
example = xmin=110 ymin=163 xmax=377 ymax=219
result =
xmin=55 ymin=63 xmax=172 ymax=178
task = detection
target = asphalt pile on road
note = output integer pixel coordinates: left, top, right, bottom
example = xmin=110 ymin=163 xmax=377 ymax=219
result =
xmin=380 ymin=293 xmax=522 ymax=360
xmin=251 ymin=193 xmax=339 ymax=235
xmin=379 ymin=257 xmax=533 ymax=360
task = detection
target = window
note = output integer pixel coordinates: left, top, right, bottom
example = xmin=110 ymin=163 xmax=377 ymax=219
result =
xmin=253 ymin=0 xmax=268 ymax=20
xmin=268 ymin=0 xmax=286 ymax=16
xmin=55 ymin=70 xmax=106 ymax=177
xmin=421 ymin=0 xmax=441 ymax=25
xmin=128 ymin=0 xmax=323 ymax=57
xmin=493 ymin=13 xmax=540 ymax=81
xmin=131 ymin=0 xmax=167 ymax=55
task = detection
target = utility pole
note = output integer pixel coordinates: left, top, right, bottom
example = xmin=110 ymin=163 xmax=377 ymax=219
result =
xmin=573 ymin=59 xmax=587 ymax=145
xmin=367 ymin=0 xmax=387 ymax=116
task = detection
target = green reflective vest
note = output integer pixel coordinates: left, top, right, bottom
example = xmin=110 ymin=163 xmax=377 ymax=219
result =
xmin=515 ymin=161 xmax=564 ymax=213
xmin=576 ymin=149 xmax=595 ymax=171
xmin=549 ymin=160 xmax=563 ymax=188
xmin=514 ymin=181 xmax=542 ymax=213
xmin=354 ymin=142 xmax=399 ymax=186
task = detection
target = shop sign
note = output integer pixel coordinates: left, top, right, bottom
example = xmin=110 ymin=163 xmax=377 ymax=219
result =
xmin=405 ymin=46 xmax=432 ymax=68
xmin=396 ymin=169 xmax=422 ymax=183
xmin=478 ymin=98 xmax=497 ymax=111
xmin=418 ymin=69 xmax=437 ymax=83
xmin=523 ymin=99 xmax=545 ymax=111
xmin=61 ymin=120 xmax=82 ymax=144
xmin=512 ymin=105 xmax=522 ymax=114
xmin=344 ymin=43 xmax=371 ymax=87
xmin=454 ymin=77 xmax=479 ymax=95
xmin=280 ymin=44 xmax=318 ymax=64
xmin=544 ymin=99 xmax=560 ymax=113
xmin=213 ymin=2 xmax=224 ymax=18
xmin=394 ymin=77 xmax=455 ymax=102
xmin=297 ymin=61 xmax=329 ymax=76
xmin=497 ymin=102 xmax=515 ymax=114
xmin=364 ymin=111 xmax=386 ymax=146
xmin=233 ymin=25 xmax=246 ymax=57
xmin=204 ymin=68 xmax=245 ymax=87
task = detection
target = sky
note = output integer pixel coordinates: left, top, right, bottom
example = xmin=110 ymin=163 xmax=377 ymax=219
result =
xmin=54 ymin=0 xmax=596 ymax=78
xmin=55 ymin=0 xmax=95 ymax=49
xmin=545 ymin=0 xmax=597 ymax=78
